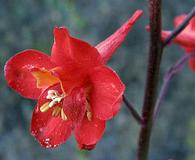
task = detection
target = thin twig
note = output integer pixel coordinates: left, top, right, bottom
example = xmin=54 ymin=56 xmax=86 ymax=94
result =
xmin=123 ymin=95 xmax=143 ymax=125
xmin=163 ymin=7 xmax=195 ymax=47
xmin=153 ymin=52 xmax=195 ymax=121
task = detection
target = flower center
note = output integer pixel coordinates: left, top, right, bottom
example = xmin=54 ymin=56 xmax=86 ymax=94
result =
xmin=40 ymin=88 xmax=92 ymax=122
xmin=40 ymin=90 xmax=67 ymax=121
xmin=46 ymin=90 xmax=64 ymax=107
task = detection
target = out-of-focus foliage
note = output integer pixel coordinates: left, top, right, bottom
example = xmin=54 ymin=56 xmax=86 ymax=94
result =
xmin=0 ymin=0 xmax=195 ymax=160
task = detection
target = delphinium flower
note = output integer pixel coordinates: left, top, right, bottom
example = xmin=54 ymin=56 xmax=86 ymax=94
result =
xmin=4 ymin=10 xmax=142 ymax=150
xmin=161 ymin=15 xmax=195 ymax=70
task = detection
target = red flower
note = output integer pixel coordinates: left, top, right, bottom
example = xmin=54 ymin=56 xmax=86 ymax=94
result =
xmin=161 ymin=15 xmax=195 ymax=70
xmin=4 ymin=10 xmax=142 ymax=150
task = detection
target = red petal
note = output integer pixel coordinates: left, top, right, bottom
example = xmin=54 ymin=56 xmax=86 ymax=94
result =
xmin=161 ymin=30 xmax=171 ymax=41
xmin=174 ymin=15 xmax=195 ymax=31
xmin=188 ymin=57 xmax=195 ymax=71
xmin=184 ymin=52 xmax=195 ymax=71
xmin=30 ymin=67 xmax=60 ymax=89
xmin=63 ymin=87 xmax=86 ymax=125
xmin=161 ymin=30 xmax=195 ymax=48
xmin=174 ymin=33 xmax=195 ymax=48
xmin=51 ymin=27 xmax=102 ymax=70
xmin=74 ymin=115 xmax=105 ymax=150
xmin=4 ymin=50 xmax=55 ymax=99
xmin=172 ymin=15 xmax=195 ymax=48
xmin=112 ymin=96 xmax=123 ymax=117
xmin=174 ymin=15 xmax=186 ymax=28
xmin=161 ymin=15 xmax=195 ymax=48
xmin=190 ymin=17 xmax=195 ymax=31
xmin=95 ymin=10 xmax=143 ymax=63
xmin=78 ymin=144 xmax=96 ymax=150
xmin=90 ymin=66 xmax=125 ymax=120
xmin=31 ymin=84 xmax=72 ymax=148
xmin=184 ymin=47 xmax=195 ymax=53
xmin=51 ymin=65 xmax=88 ymax=94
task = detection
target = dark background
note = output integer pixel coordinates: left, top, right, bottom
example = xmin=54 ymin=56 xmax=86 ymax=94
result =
xmin=0 ymin=0 xmax=195 ymax=160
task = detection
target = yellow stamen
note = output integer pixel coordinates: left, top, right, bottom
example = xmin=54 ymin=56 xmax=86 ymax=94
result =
xmin=40 ymin=102 xmax=50 ymax=112
xmin=52 ymin=107 xmax=61 ymax=117
xmin=87 ymin=111 xmax=92 ymax=121
xmin=86 ymin=101 xmax=92 ymax=121
xmin=46 ymin=90 xmax=64 ymax=108
xmin=61 ymin=109 xmax=68 ymax=121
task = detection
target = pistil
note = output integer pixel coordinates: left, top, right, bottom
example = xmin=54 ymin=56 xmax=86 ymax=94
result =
xmin=46 ymin=90 xmax=64 ymax=108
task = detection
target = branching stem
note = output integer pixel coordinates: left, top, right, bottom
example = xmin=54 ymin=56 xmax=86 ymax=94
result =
xmin=137 ymin=0 xmax=162 ymax=160
xmin=154 ymin=52 xmax=195 ymax=121
xmin=123 ymin=3 xmax=195 ymax=160
xmin=123 ymin=95 xmax=143 ymax=125
xmin=163 ymin=7 xmax=195 ymax=47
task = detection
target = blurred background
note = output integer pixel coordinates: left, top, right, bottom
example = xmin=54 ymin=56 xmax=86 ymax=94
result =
xmin=0 ymin=0 xmax=195 ymax=160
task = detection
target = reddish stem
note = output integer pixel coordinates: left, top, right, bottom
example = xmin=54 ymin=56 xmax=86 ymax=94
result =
xmin=137 ymin=0 xmax=162 ymax=160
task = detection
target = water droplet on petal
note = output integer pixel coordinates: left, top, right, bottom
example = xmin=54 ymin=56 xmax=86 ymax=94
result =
xmin=45 ymin=138 xmax=50 ymax=142
xmin=46 ymin=144 xmax=52 ymax=148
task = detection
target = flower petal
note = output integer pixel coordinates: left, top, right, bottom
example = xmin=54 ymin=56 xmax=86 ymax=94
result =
xmin=78 ymin=144 xmax=96 ymax=150
xmin=63 ymin=87 xmax=86 ymax=125
xmin=32 ymin=112 xmax=72 ymax=148
xmin=191 ymin=17 xmax=195 ymax=31
xmin=112 ymin=96 xmax=123 ymax=117
xmin=31 ymin=84 xmax=72 ymax=148
xmin=4 ymin=49 xmax=55 ymax=99
xmin=162 ymin=15 xmax=195 ymax=71
xmin=161 ymin=30 xmax=195 ymax=71
xmin=184 ymin=51 xmax=195 ymax=71
xmin=161 ymin=30 xmax=171 ymax=41
xmin=174 ymin=15 xmax=195 ymax=31
xmin=90 ymin=66 xmax=125 ymax=120
xmin=31 ymin=67 xmax=60 ymax=88
xmin=173 ymin=33 xmax=195 ymax=48
xmin=188 ymin=57 xmax=195 ymax=71
xmin=74 ymin=115 xmax=105 ymax=150
xmin=51 ymin=27 xmax=102 ymax=70
xmin=50 ymin=65 xmax=88 ymax=94
xmin=95 ymin=10 xmax=143 ymax=63
xmin=184 ymin=47 xmax=195 ymax=53
xmin=161 ymin=30 xmax=195 ymax=48
xmin=174 ymin=15 xmax=186 ymax=28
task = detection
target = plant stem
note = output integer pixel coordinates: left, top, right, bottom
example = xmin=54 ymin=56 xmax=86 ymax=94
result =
xmin=123 ymin=95 xmax=143 ymax=125
xmin=153 ymin=52 xmax=195 ymax=121
xmin=137 ymin=0 xmax=162 ymax=160
xmin=163 ymin=7 xmax=195 ymax=47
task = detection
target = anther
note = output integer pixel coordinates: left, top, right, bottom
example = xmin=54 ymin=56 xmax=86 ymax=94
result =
xmin=40 ymin=102 xmax=50 ymax=112
xmin=48 ymin=97 xmax=63 ymax=108
xmin=46 ymin=90 xmax=64 ymax=108
xmin=52 ymin=107 xmax=61 ymax=117
xmin=86 ymin=101 xmax=92 ymax=121
xmin=46 ymin=90 xmax=59 ymax=100
xmin=87 ymin=111 xmax=92 ymax=121
xmin=61 ymin=109 xmax=68 ymax=121
xmin=48 ymin=90 xmax=57 ymax=95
